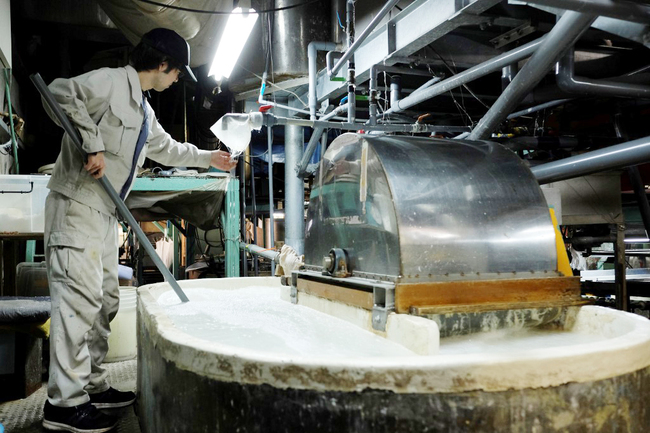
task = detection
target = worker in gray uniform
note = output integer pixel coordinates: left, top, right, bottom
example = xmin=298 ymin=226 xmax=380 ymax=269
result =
xmin=40 ymin=28 xmax=237 ymax=433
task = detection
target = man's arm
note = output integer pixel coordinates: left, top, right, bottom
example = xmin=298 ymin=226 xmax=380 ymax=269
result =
xmin=145 ymin=113 xmax=237 ymax=171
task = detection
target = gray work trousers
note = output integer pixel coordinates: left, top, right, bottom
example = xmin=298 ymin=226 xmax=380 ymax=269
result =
xmin=44 ymin=191 xmax=119 ymax=407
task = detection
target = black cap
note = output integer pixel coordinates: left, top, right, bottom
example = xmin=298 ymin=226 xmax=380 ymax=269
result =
xmin=140 ymin=28 xmax=197 ymax=83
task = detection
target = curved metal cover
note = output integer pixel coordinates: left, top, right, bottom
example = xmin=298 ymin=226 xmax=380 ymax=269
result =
xmin=305 ymin=134 xmax=557 ymax=283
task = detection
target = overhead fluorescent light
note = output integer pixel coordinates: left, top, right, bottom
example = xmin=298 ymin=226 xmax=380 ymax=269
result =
xmin=208 ymin=7 xmax=258 ymax=80
xmin=624 ymin=238 xmax=650 ymax=243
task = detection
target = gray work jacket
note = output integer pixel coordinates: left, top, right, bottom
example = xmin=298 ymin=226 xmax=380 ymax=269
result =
xmin=44 ymin=65 xmax=212 ymax=216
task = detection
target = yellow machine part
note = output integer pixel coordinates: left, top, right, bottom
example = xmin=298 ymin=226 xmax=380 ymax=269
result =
xmin=550 ymin=207 xmax=572 ymax=277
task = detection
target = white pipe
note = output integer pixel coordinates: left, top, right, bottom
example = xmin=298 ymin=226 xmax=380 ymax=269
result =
xmin=308 ymin=41 xmax=338 ymax=120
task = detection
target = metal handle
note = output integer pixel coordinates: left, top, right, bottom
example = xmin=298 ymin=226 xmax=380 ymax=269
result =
xmin=30 ymin=73 xmax=190 ymax=303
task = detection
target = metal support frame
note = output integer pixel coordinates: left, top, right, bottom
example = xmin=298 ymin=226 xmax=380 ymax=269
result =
xmin=329 ymin=0 xmax=401 ymax=77
xmin=468 ymin=11 xmax=595 ymax=140
xmin=267 ymin=125 xmax=276 ymax=276
xmin=314 ymin=0 xmax=502 ymax=105
xmin=614 ymin=223 xmax=629 ymax=311
xmin=223 ymin=177 xmax=240 ymax=277
xmin=385 ymin=36 xmax=547 ymax=114
xmin=372 ymin=285 xmax=395 ymax=331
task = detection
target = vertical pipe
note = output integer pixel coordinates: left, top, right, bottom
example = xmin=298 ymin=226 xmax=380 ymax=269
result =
xmin=284 ymin=125 xmax=305 ymax=255
xmin=251 ymin=155 xmax=259 ymax=275
xmin=614 ymin=223 xmax=629 ymax=311
xmin=346 ymin=0 xmax=356 ymax=123
xmin=501 ymin=63 xmax=518 ymax=92
xmin=331 ymin=0 xmax=346 ymax=44
xmin=468 ymin=11 xmax=595 ymax=140
xmin=267 ymin=126 xmax=275 ymax=275
xmin=239 ymin=157 xmax=247 ymax=276
xmin=390 ymin=75 xmax=402 ymax=109
xmin=308 ymin=42 xmax=337 ymax=120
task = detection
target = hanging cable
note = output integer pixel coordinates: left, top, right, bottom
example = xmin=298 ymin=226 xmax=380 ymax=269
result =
xmin=137 ymin=0 xmax=323 ymax=15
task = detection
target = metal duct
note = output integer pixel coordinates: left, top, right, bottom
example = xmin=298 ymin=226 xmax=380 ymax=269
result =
xmin=261 ymin=0 xmax=330 ymax=78
xmin=16 ymin=0 xmax=116 ymax=29
xmin=94 ymin=0 xmax=231 ymax=67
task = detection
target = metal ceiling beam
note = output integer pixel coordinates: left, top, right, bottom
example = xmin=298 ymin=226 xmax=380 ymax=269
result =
xmin=312 ymin=0 xmax=502 ymax=104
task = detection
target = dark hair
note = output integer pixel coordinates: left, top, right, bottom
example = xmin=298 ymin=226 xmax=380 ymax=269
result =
xmin=129 ymin=43 xmax=183 ymax=73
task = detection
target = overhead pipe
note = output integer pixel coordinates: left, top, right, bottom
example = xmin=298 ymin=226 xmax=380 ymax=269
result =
xmin=523 ymin=0 xmax=650 ymax=25
xmin=556 ymin=49 xmax=650 ymax=99
xmin=385 ymin=36 xmax=549 ymax=115
xmin=532 ymin=135 xmax=650 ymax=184
xmin=469 ymin=11 xmax=596 ymax=140
xmin=328 ymin=0 xmax=401 ymax=77
xmin=263 ymin=113 xmax=470 ymax=134
xmin=308 ymin=41 xmax=338 ymax=120
xmin=507 ymin=98 xmax=572 ymax=119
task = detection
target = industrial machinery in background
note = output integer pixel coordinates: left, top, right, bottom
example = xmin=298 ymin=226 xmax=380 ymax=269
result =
xmin=3 ymin=0 xmax=650 ymax=313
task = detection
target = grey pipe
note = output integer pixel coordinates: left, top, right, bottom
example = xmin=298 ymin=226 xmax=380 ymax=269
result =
xmin=501 ymin=64 xmax=518 ymax=92
xmin=346 ymin=0 xmax=356 ymax=123
xmin=297 ymin=127 xmax=324 ymax=177
xmin=329 ymin=0 xmax=401 ymax=77
xmin=30 ymin=73 xmax=190 ymax=302
xmin=557 ymin=49 xmax=650 ymax=98
xmin=390 ymin=75 xmax=402 ymax=110
xmin=524 ymin=0 xmax=650 ymax=25
xmin=385 ymin=36 xmax=548 ymax=115
xmin=239 ymin=242 xmax=280 ymax=262
xmin=267 ymin=125 xmax=275 ymax=275
xmin=532 ymin=135 xmax=650 ymax=184
xmin=265 ymin=113 xmax=470 ymax=133
xmin=627 ymin=166 xmax=650 ymax=239
xmin=284 ymin=124 xmax=305 ymax=255
xmin=308 ymin=41 xmax=338 ymax=120
xmin=469 ymin=11 xmax=595 ymax=140
xmin=507 ymin=98 xmax=572 ymax=119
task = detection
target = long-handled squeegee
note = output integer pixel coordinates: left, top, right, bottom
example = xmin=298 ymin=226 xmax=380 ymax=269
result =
xmin=31 ymin=73 xmax=190 ymax=302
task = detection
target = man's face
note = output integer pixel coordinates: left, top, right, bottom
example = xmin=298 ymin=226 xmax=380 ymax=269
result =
xmin=153 ymin=62 xmax=181 ymax=92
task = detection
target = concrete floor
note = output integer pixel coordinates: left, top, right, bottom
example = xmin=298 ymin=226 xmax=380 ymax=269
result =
xmin=0 ymin=359 xmax=141 ymax=433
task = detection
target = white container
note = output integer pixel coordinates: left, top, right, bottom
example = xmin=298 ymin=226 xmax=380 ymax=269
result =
xmin=16 ymin=262 xmax=49 ymax=297
xmin=0 ymin=174 xmax=50 ymax=234
xmin=105 ymin=287 xmax=138 ymax=362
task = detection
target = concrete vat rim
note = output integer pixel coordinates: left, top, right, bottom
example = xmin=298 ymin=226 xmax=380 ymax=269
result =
xmin=137 ymin=277 xmax=650 ymax=393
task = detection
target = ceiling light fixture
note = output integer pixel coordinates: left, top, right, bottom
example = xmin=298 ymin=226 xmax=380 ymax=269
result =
xmin=208 ymin=3 xmax=258 ymax=81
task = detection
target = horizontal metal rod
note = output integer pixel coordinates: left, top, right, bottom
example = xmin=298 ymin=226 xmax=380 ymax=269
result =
xmin=385 ymin=35 xmax=548 ymax=114
xmin=239 ymin=242 xmax=280 ymax=262
xmin=30 ymin=73 xmax=190 ymax=303
xmin=329 ymin=0 xmax=401 ymax=76
xmin=264 ymin=113 xmax=470 ymax=133
xmin=507 ymin=98 xmax=572 ymax=119
xmin=532 ymin=135 xmax=650 ymax=184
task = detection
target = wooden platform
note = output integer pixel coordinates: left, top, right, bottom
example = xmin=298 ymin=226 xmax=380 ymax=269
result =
xmin=296 ymin=276 xmax=583 ymax=314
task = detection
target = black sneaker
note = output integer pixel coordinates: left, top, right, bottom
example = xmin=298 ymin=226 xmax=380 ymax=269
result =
xmin=88 ymin=387 xmax=136 ymax=409
xmin=42 ymin=401 xmax=118 ymax=432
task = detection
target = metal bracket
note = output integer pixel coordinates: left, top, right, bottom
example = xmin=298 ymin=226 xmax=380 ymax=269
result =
xmin=372 ymin=285 xmax=395 ymax=332
xmin=290 ymin=271 xmax=299 ymax=304
xmin=489 ymin=20 xmax=537 ymax=49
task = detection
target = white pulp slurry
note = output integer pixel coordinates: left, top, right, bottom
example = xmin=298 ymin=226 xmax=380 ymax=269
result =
xmin=158 ymin=285 xmax=614 ymax=359
xmin=158 ymin=286 xmax=418 ymax=358
xmin=439 ymin=327 xmax=607 ymax=355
